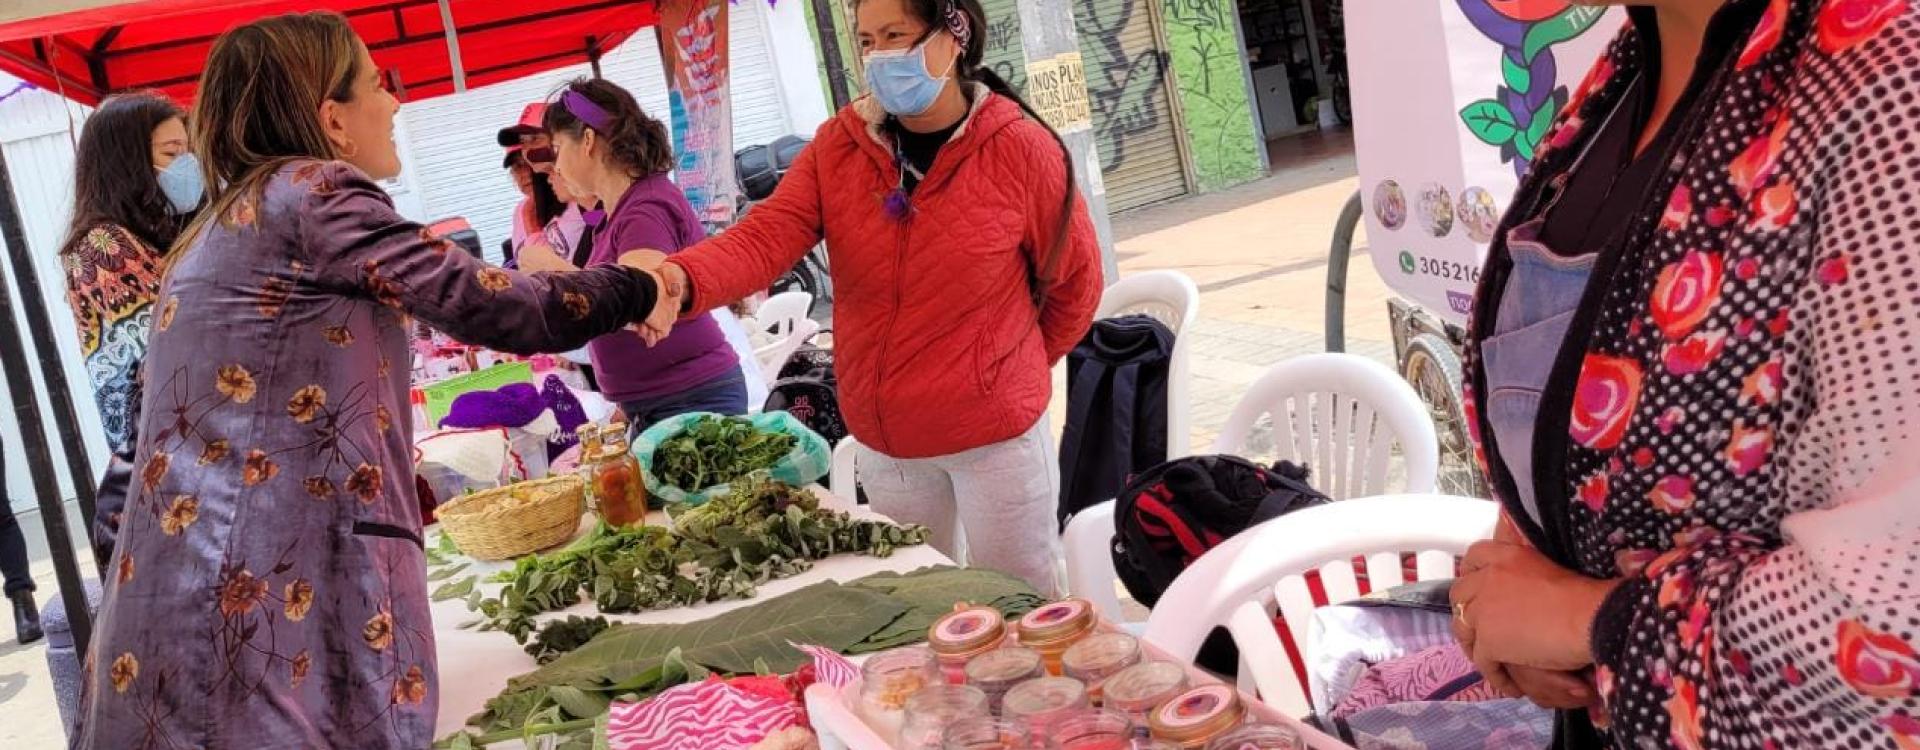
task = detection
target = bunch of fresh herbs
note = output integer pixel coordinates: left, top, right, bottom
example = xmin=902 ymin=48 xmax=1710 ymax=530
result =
xmin=651 ymin=415 xmax=796 ymax=490
xmin=471 ymin=478 xmax=930 ymax=640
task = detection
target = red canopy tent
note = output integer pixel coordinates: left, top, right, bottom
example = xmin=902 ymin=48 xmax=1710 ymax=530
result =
xmin=0 ymin=0 xmax=660 ymax=106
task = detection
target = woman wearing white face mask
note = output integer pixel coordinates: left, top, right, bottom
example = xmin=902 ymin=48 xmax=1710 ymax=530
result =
xmin=54 ymin=91 xmax=201 ymax=580
xmin=639 ymin=0 xmax=1103 ymax=594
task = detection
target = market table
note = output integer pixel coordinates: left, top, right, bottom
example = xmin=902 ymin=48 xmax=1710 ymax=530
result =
xmin=427 ymin=490 xmax=953 ymax=739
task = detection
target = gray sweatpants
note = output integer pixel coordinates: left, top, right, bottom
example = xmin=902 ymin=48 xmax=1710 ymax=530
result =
xmin=857 ymin=417 xmax=1061 ymax=596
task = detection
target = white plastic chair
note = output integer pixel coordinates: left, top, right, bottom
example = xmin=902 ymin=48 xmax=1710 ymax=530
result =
xmin=1140 ymin=494 xmax=1497 ymax=717
xmin=753 ymin=290 xmax=813 ymax=337
xmin=829 ymin=436 xmax=861 ymax=499
xmin=1062 ymin=499 xmax=1126 ymax=623
xmin=1094 ymin=270 xmax=1200 ymax=457
xmin=1212 ymin=353 xmax=1439 ymax=500
xmin=754 ymin=317 xmax=819 ymax=387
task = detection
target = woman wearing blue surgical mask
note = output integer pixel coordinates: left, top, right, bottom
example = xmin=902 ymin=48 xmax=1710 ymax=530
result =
xmin=642 ymin=0 xmax=1102 ymax=594
xmin=54 ymin=91 xmax=198 ymax=579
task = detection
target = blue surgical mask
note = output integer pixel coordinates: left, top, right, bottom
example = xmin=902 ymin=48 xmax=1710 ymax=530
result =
xmin=156 ymin=152 xmax=205 ymax=214
xmin=863 ymin=34 xmax=955 ymax=117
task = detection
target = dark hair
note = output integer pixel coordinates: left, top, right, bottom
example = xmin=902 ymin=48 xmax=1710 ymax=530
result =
xmin=543 ymin=78 xmax=676 ymax=178
xmin=178 ymin=11 xmax=364 ymax=257
xmin=857 ymin=0 xmax=1077 ymax=301
xmin=63 ymin=91 xmax=189 ymax=253
xmin=529 ymin=171 xmax=566 ymax=227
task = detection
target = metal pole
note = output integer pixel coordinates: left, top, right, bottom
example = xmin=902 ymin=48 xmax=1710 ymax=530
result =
xmin=809 ymin=0 xmax=852 ymax=109
xmin=1012 ymin=0 xmax=1117 ymax=282
xmin=437 ymin=0 xmax=468 ymax=93
xmin=1325 ymin=189 xmax=1361 ymax=352
xmin=0 ymin=147 xmax=93 ymax=657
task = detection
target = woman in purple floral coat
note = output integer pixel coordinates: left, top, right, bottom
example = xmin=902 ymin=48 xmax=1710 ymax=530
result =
xmin=73 ymin=13 xmax=673 ymax=750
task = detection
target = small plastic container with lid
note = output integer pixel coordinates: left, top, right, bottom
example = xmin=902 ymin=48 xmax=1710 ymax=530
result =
xmin=1044 ymin=708 xmax=1136 ymax=750
xmin=1061 ymin=632 xmax=1142 ymax=704
xmin=899 ymin=684 xmax=992 ymax=750
xmin=1148 ymin=684 xmax=1247 ymax=749
xmin=1204 ymin=723 xmax=1304 ymax=750
xmin=1101 ymin=661 xmax=1191 ymax=728
xmin=965 ymin=646 xmax=1047 ymax=714
xmin=929 ymin=605 xmax=1009 ymax=684
xmin=1017 ymin=598 xmax=1098 ymax=675
xmin=858 ymin=647 xmax=940 ymax=743
xmin=1001 ymin=676 xmax=1090 ymax=738
xmin=941 ymin=717 xmax=1033 ymax=750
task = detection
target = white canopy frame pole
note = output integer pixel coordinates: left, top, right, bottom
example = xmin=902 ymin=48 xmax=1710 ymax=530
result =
xmin=437 ymin=0 xmax=467 ymax=93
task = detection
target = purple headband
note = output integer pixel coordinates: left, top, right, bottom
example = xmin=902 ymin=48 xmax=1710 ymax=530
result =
xmin=560 ymin=89 xmax=614 ymax=133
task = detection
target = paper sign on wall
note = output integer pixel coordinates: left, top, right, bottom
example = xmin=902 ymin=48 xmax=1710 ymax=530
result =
xmin=1024 ymin=52 xmax=1093 ymax=133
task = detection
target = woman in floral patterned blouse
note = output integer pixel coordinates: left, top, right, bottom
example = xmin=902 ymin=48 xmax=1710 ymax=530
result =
xmin=72 ymin=13 xmax=673 ymax=749
xmin=1451 ymin=1 xmax=1920 ymax=748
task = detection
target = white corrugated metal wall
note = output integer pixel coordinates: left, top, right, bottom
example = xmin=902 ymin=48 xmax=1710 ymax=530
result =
xmin=0 ymin=82 xmax=103 ymax=512
xmin=401 ymin=0 xmax=800 ymax=265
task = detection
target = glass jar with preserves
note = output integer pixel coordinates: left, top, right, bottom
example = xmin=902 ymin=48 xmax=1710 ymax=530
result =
xmin=930 ymin=605 xmax=1009 ymax=684
xmin=1061 ymin=632 xmax=1142 ymax=704
xmin=1204 ymin=723 xmax=1304 ymax=750
xmin=588 ymin=423 xmax=646 ymax=527
xmin=899 ymin=684 xmax=991 ymax=750
xmin=1045 ymin=708 xmax=1135 ymax=750
xmin=859 ymin=647 xmax=940 ymax=743
xmin=1001 ymin=676 xmax=1089 ymax=738
xmin=965 ymin=646 xmax=1046 ymax=714
xmin=1148 ymin=684 xmax=1246 ymax=748
xmin=1102 ymin=662 xmax=1191 ymax=730
xmin=941 ymin=718 xmax=1032 ymax=750
xmin=1016 ymin=598 xmax=1097 ymax=675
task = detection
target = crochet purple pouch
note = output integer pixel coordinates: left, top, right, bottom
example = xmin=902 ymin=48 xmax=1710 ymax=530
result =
xmin=540 ymin=375 xmax=588 ymax=460
xmin=440 ymin=382 xmax=546 ymax=430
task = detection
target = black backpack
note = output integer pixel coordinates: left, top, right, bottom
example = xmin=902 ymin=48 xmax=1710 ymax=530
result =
xmin=764 ymin=345 xmax=847 ymax=446
xmin=1058 ymin=315 xmax=1175 ymax=528
xmin=1112 ymin=455 xmax=1330 ymax=673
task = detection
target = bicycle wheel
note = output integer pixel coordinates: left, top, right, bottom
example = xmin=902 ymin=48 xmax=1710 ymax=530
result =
xmin=1403 ymin=333 xmax=1484 ymax=498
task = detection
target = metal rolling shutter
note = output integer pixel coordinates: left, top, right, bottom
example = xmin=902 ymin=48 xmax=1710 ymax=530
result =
xmin=1075 ymin=0 xmax=1191 ymax=212
xmin=728 ymin=0 xmax=794 ymax=150
xmin=979 ymin=0 xmax=1028 ymax=91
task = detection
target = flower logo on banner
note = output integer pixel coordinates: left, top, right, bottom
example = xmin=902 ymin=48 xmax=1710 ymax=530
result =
xmin=1455 ymin=1 xmax=1610 ymax=178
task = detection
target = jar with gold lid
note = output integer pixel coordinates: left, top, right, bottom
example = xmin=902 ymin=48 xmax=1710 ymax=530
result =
xmin=1016 ymin=598 xmax=1097 ymax=676
xmin=929 ymin=605 xmax=1008 ymax=684
xmin=1148 ymin=684 xmax=1246 ymax=749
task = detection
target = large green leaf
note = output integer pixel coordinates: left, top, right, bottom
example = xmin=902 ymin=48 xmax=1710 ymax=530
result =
xmin=845 ymin=566 xmax=1044 ymax=654
xmin=1520 ymin=97 xmax=1560 ymax=161
xmin=1523 ymin=7 xmax=1608 ymax=63
xmin=506 ymin=581 xmax=905 ymax=692
xmin=1460 ymin=100 xmax=1520 ymax=147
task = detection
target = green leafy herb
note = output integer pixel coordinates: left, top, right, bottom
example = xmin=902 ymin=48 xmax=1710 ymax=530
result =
xmin=526 ymin=616 xmax=614 ymax=664
xmin=471 ymin=478 xmax=929 ymax=640
xmin=650 ymin=415 xmax=796 ymax=490
xmin=428 ymin=562 xmax=471 ymax=582
xmin=432 ymin=576 xmax=478 ymax=602
xmin=845 ymin=566 xmax=1045 ymax=654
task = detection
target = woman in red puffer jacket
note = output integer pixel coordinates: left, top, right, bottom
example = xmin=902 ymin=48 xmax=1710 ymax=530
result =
xmin=651 ymin=0 xmax=1101 ymax=593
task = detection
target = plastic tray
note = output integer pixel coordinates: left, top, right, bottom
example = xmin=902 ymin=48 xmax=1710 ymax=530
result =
xmin=805 ymin=628 xmax=1356 ymax=749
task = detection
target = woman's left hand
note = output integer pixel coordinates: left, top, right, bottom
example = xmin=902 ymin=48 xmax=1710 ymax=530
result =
xmin=1451 ymin=541 xmax=1621 ymax=675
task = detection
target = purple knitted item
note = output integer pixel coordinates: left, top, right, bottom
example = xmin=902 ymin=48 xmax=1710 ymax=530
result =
xmin=439 ymin=383 xmax=546 ymax=430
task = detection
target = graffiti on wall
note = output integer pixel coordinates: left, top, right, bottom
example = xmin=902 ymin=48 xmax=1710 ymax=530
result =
xmin=982 ymin=11 xmax=1027 ymax=90
xmin=1076 ymin=0 xmax=1172 ymax=174
xmin=1160 ymin=0 xmax=1263 ymax=190
xmin=1454 ymin=1 xmax=1608 ymax=178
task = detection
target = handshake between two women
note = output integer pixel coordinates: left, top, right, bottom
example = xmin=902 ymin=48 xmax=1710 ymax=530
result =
xmin=615 ymin=249 xmax=690 ymax=348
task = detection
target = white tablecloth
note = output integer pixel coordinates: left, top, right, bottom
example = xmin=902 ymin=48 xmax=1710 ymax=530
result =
xmin=429 ymin=493 xmax=953 ymax=739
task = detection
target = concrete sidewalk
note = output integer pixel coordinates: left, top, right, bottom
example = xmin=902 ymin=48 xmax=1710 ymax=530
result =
xmin=0 ymin=134 xmax=1381 ymax=745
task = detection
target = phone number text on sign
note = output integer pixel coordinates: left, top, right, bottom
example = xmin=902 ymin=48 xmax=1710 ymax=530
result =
xmin=1398 ymin=250 xmax=1483 ymax=285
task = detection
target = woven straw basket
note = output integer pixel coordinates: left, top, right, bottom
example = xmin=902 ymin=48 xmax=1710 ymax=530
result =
xmin=435 ymin=476 xmax=585 ymax=560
